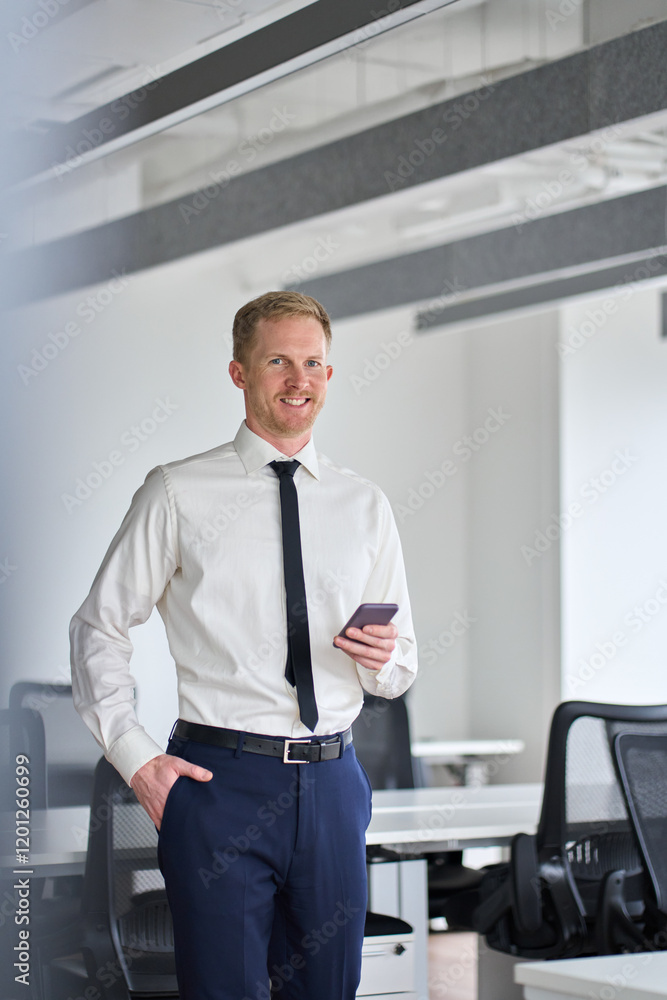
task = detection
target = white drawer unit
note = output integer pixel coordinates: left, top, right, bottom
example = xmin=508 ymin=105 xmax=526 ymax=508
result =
xmin=365 ymin=859 xmax=428 ymax=999
xmin=357 ymin=930 xmax=416 ymax=997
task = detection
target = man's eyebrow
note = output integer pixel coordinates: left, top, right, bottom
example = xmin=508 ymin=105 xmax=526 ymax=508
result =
xmin=263 ymin=351 xmax=326 ymax=360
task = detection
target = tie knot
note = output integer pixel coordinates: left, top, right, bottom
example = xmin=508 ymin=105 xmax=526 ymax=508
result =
xmin=269 ymin=460 xmax=300 ymax=479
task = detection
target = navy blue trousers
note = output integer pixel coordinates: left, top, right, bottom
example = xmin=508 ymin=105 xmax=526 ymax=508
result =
xmin=157 ymin=733 xmax=372 ymax=1000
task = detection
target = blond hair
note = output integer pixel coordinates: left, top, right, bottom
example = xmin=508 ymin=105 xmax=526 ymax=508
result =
xmin=232 ymin=291 xmax=331 ymax=366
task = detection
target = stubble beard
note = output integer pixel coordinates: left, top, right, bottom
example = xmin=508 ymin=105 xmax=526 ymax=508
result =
xmin=252 ymin=391 xmax=324 ymax=439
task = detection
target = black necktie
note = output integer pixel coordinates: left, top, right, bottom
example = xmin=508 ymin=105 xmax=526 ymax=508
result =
xmin=269 ymin=460 xmax=318 ymax=732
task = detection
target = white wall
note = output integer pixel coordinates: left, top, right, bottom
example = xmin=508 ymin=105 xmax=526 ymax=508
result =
xmin=1 ymin=250 xmax=246 ymax=747
xmin=2 ymin=249 xmax=566 ymax=784
xmin=320 ymin=305 xmax=564 ymax=777
xmin=465 ymin=308 xmax=562 ymax=783
xmin=560 ymin=281 xmax=667 ymax=704
xmin=1 ymin=253 xmax=475 ymax=748
xmin=18 ymin=237 xmax=662 ymax=787
xmin=319 ymin=308 xmax=471 ymax=741
xmin=22 ymin=219 xmax=667 ymax=790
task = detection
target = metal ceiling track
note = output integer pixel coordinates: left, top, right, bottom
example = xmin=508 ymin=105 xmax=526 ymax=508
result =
xmin=11 ymin=0 xmax=463 ymax=188
xmin=292 ymin=187 xmax=667 ymax=325
xmin=3 ymin=19 xmax=666 ymax=308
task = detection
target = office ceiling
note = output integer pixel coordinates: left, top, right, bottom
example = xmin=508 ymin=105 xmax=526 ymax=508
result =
xmin=5 ymin=0 xmax=667 ymax=303
xmin=8 ymin=0 xmax=298 ymax=125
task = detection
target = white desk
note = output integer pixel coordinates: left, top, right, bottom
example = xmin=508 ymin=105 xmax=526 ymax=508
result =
xmin=412 ymin=739 xmax=525 ymax=784
xmin=1 ymin=783 xmax=543 ymax=875
xmin=368 ymin=783 xmax=541 ymax=850
xmin=516 ymin=953 xmax=667 ymax=1000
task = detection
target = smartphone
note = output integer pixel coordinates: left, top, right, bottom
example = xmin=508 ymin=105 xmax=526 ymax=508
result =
xmin=334 ymin=603 xmax=399 ymax=646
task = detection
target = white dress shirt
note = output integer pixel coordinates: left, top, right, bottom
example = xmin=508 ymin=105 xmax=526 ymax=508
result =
xmin=70 ymin=421 xmax=418 ymax=785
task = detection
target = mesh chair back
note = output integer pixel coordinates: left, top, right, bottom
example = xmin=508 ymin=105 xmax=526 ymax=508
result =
xmin=82 ymin=758 xmax=177 ymax=996
xmin=564 ymin=715 xmax=629 ymax=834
xmin=540 ymin=704 xmax=667 ymax=842
xmin=352 ymin=694 xmax=415 ymax=789
xmin=560 ymin=714 xmax=643 ymax=916
xmin=111 ymin=794 xmax=166 ymax=913
xmin=9 ymin=683 xmax=101 ymax=806
xmin=539 ymin=706 xmax=667 ymax=926
xmin=615 ymin=732 xmax=667 ymax=914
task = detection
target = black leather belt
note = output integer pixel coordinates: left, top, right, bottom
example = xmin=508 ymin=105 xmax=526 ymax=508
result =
xmin=171 ymin=719 xmax=353 ymax=763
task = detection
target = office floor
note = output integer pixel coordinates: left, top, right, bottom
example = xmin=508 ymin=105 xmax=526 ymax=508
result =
xmin=428 ymin=931 xmax=477 ymax=1000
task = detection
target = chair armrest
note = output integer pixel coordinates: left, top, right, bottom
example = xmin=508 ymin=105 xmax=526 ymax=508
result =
xmin=510 ymin=833 xmax=542 ymax=934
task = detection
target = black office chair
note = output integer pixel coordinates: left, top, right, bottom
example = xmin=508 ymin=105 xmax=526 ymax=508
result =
xmin=352 ymin=693 xmax=483 ymax=919
xmin=443 ymin=701 xmax=667 ymax=958
xmin=10 ymin=682 xmax=102 ymax=806
xmin=352 ymin=693 xmax=416 ymax=790
xmin=0 ymin=708 xmax=48 ymax=1000
xmin=43 ymin=755 xmax=178 ymax=1000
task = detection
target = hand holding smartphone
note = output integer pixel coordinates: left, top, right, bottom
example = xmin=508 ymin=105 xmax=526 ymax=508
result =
xmin=333 ymin=603 xmax=399 ymax=647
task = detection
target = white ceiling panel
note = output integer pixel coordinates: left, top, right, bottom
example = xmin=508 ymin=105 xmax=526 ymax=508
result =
xmin=35 ymin=0 xmax=228 ymax=66
xmin=9 ymin=0 xmax=301 ymax=124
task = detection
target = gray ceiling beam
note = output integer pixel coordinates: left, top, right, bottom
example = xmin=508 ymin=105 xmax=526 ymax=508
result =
xmin=288 ymin=186 xmax=667 ymax=321
xmin=412 ymin=252 xmax=667 ymax=332
xmin=3 ymin=19 xmax=667 ymax=305
xmin=9 ymin=0 xmax=443 ymax=186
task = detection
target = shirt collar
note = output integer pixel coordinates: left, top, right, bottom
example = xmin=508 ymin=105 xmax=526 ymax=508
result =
xmin=233 ymin=421 xmax=320 ymax=481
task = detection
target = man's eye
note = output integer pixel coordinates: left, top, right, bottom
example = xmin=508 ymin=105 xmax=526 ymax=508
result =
xmin=269 ymin=358 xmax=283 ymax=365
xmin=306 ymin=360 xmax=319 ymax=367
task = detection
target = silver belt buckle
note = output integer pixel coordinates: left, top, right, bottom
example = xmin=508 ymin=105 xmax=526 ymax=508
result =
xmin=283 ymin=738 xmax=312 ymax=763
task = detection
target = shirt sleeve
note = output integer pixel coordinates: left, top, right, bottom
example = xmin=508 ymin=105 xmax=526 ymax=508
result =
xmin=69 ymin=466 xmax=179 ymax=785
xmin=355 ymin=488 xmax=418 ymax=699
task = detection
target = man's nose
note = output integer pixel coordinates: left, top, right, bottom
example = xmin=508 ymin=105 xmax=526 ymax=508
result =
xmin=286 ymin=368 xmax=309 ymax=388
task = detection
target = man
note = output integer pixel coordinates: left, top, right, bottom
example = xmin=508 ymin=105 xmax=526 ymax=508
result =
xmin=70 ymin=290 xmax=417 ymax=1000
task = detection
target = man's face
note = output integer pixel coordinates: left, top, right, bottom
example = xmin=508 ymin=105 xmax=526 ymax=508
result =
xmin=229 ymin=314 xmax=333 ymax=448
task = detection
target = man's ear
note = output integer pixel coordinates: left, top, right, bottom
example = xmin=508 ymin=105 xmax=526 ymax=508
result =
xmin=228 ymin=359 xmax=246 ymax=389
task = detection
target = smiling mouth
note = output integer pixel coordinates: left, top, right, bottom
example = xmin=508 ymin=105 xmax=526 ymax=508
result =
xmin=280 ymin=397 xmax=310 ymax=407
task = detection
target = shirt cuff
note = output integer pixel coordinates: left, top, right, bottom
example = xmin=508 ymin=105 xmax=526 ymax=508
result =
xmin=355 ymin=637 xmax=418 ymax=699
xmin=368 ymin=659 xmax=394 ymax=693
xmin=106 ymin=726 xmax=166 ymax=786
